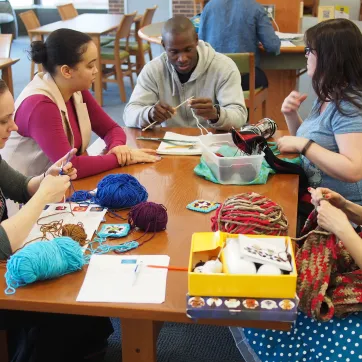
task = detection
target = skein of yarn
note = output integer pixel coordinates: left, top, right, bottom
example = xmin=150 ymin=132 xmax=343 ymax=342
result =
xmin=62 ymin=223 xmax=88 ymax=246
xmin=68 ymin=174 xmax=148 ymax=209
xmin=211 ymin=192 xmax=288 ymax=236
xmin=128 ymin=202 xmax=168 ymax=232
xmin=5 ymin=237 xmax=85 ymax=295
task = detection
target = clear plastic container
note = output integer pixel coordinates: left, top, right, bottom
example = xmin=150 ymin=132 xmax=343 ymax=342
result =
xmin=198 ymin=134 xmax=264 ymax=185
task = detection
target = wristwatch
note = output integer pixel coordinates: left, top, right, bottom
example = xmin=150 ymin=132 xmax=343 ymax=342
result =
xmin=212 ymin=104 xmax=220 ymax=122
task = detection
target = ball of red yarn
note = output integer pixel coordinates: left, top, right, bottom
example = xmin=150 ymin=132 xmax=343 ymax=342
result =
xmin=128 ymin=201 xmax=168 ymax=232
xmin=211 ymin=192 xmax=288 ymax=236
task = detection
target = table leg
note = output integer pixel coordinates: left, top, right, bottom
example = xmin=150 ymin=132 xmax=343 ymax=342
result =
xmin=0 ymin=330 xmax=9 ymax=362
xmin=122 ymin=319 xmax=163 ymax=362
xmin=2 ymin=66 xmax=13 ymax=96
xmin=92 ymin=36 xmax=103 ymax=107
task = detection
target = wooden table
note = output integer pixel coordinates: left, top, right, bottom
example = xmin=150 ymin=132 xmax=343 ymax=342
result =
xmin=0 ymin=128 xmax=299 ymax=362
xmin=138 ymin=22 xmax=307 ymax=130
xmin=0 ymin=58 xmax=19 ymax=96
xmin=29 ymin=13 xmax=132 ymax=107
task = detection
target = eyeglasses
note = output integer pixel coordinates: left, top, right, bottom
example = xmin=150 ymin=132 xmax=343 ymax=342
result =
xmin=304 ymin=47 xmax=315 ymax=56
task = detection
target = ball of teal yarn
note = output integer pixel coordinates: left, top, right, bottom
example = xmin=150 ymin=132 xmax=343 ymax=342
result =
xmin=95 ymin=174 xmax=148 ymax=209
xmin=5 ymin=237 xmax=85 ymax=295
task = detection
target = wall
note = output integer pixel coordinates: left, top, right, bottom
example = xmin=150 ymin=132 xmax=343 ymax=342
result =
xmin=109 ymin=0 xmax=124 ymax=14
xmin=173 ymin=0 xmax=194 ymax=17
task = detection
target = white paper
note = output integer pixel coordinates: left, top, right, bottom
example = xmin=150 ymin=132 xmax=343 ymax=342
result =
xmin=275 ymin=31 xmax=304 ymax=40
xmin=87 ymin=137 xmax=106 ymax=156
xmin=156 ymin=131 xmax=202 ymax=155
xmin=24 ymin=203 xmax=107 ymax=248
xmin=280 ymin=41 xmax=296 ymax=48
xmin=77 ymin=255 xmax=170 ymax=303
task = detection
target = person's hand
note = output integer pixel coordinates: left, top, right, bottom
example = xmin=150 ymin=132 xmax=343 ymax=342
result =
xmin=188 ymin=98 xmax=218 ymax=120
xmin=107 ymin=145 xmax=132 ymax=166
xmin=281 ymin=91 xmax=308 ymax=117
xmin=37 ymin=175 xmax=71 ymax=204
xmin=149 ymin=101 xmax=175 ymax=123
xmin=277 ymin=136 xmax=309 ymax=153
xmin=316 ymin=200 xmax=350 ymax=236
xmin=47 ymin=148 xmax=77 ymax=180
xmin=309 ymin=187 xmax=347 ymax=210
xmin=127 ymin=148 xmax=160 ymax=165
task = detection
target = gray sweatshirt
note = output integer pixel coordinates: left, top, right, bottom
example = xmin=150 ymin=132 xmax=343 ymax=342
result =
xmin=0 ymin=156 xmax=31 ymax=260
xmin=123 ymin=40 xmax=247 ymax=130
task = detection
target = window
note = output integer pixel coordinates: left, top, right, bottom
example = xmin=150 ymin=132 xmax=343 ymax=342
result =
xmin=41 ymin=0 xmax=108 ymax=8
xmin=9 ymin=0 xmax=34 ymax=7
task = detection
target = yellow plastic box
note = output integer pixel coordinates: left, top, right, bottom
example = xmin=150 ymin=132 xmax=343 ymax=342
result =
xmin=188 ymin=231 xmax=297 ymax=298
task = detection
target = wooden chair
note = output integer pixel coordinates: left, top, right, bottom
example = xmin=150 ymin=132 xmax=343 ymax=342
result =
xmin=304 ymin=0 xmax=319 ymax=17
xmin=57 ymin=3 xmax=78 ymax=21
xmin=225 ymin=53 xmax=268 ymax=124
xmin=0 ymin=34 xmax=12 ymax=58
xmin=19 ymin=10 xmax=43 ymax=79
xmin=193 ymin=0 xmax=205 ymax=15
xmin=100 ymin=12 xmax=137 ymax=102
xmin=104 ymin=6 xmax=157 ymax=74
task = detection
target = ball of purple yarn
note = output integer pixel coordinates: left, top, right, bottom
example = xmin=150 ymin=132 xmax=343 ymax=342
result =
xmin=128 ymin=202 xmax=168 ymax=232
xmin=95 ymin=174 xmax=148 ymax=209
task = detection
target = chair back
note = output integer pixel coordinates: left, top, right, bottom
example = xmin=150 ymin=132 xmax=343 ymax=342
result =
xmin=115 ymin=11 xmax=137 ymax=45
xmin=140 ymin=5 xmax=158 ymax=28
xmin=57 ymin=3 xmax=78 ymax=21
xmin=19 ymin=10 xmax=40 ymax=35
xmin=193 ymin=0 xmax=205 ymax=15
xmin=0 ymin=33 xmax=12 ymax=58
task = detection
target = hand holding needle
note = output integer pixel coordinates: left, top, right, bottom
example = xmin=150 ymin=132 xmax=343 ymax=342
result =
xmin=142 ymin=97 xmax=195 ymax=132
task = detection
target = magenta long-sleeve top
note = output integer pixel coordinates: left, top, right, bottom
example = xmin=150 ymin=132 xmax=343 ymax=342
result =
xmin=15 ymin=90 xmax=126 ymax=179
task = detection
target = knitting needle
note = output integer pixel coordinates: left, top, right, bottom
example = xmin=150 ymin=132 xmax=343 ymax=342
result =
xmin=147 ymin=265 xmax=188 ymax=272
xmin=174 ymin=96 xmax=194 ymax=110
xmin=137 ymin=137 xmax=197 ymax=144
xmin=165 ymin=145 xmax=194 ymax=149
xmin=142 ymin=120 xmax=158 ymax=132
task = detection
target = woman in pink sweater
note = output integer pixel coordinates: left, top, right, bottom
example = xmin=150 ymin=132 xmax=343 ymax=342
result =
xmin=2 ymin=28 xmax=159 ymax=179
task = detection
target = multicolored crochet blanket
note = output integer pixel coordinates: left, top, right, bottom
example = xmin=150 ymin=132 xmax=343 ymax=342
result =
xmin=296 ymin=210 xmax=362 ymax=321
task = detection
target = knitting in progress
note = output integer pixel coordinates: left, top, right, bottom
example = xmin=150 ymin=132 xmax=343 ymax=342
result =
xmin=296 ymin=210 xmax=362 ymax=321
xmin=5 ymin=237 xmax=85 ymax=295
xmin=211 ymin=192 xmax=288 ymax=235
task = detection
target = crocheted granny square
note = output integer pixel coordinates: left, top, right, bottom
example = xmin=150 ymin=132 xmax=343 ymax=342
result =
xmin=186 ymin=200 xmax=219 ymax=213
xmin=98 ymin=223 xmax=130 ymax=238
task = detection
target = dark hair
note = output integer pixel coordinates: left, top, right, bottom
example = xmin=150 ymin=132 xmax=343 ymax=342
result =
xmin=0 ymin=79 xmax=8 ymax=95
xmin=30 ymin=28 xmax=92 ymax=75
xmin=305 ymin=19 xmax=362 ymax=116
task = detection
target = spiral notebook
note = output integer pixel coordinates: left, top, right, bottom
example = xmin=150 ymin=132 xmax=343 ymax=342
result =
xmin=156 ymin=132 xmax=202 ymax=155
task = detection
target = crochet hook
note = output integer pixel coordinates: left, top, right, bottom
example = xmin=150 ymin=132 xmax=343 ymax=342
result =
xmin=147 ymin=265 xmax=188 ymax=272
xmin=59 ymin=150 xmax=74 ymax=175
xmin=137 ymin=137 xmax=197 ymax=144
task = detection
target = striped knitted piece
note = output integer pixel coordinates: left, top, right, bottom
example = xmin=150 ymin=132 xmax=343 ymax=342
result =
xmin=296 ymin=210 xmax=362 ymax=321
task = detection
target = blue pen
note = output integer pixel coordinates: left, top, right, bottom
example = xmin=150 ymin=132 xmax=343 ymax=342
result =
xmin=132 ymin=261 xmax=143 ymax=286
xmin=59 ymin=151 xmax=74 ymax=175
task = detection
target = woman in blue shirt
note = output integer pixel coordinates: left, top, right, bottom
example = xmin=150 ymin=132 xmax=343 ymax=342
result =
xmin=278 ymin=19 xmax=362 ymax=206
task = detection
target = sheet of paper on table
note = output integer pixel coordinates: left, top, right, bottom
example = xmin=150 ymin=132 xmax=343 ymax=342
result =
xmin=87 ymin=137 xmax=107 ymax=156
xmin=280 ymin=40 xmax=296 ymax=48
xmin=275 ymin=31 xmax=304 ymax=40
xmin=24 ymin=203 xmax=107 ymax=248
xmin=156 ymin=131 xmax=203 ymax=155
xmin=77 ymin=255 xmax=170 ymax=303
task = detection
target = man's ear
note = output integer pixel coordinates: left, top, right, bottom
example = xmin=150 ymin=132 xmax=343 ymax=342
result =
xmin=60 ymin=65 xmax=72 ymax=79
xmin=161 ymin=39 xmax=165 ymax=50
xmin=195 ymin=33 xmax=199 ymax=45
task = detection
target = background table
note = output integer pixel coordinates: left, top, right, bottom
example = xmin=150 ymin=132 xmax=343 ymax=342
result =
xmin=0 ymin=58 xmax=19 ymax=96
xmin=0 ymin=128 xmax=299 ymax=362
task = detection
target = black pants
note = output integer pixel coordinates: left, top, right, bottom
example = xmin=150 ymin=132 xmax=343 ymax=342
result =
xmin=1 ymin=310 xmax=113 ymax=362
xmin=241 ymin=67 xmax=269 ymax=91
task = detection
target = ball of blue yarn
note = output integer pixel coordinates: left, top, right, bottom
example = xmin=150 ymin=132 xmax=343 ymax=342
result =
xmin=68 ymin=190 xmax=94 ymax=203
xmin=5 ymin=237 xmax=85 ymax=295
xmin=95 ymin=174 xmax=148 ymax=209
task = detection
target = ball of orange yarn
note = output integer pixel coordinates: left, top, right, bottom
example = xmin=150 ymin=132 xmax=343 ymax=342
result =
xmin=211 ymin=192 xmax=288 ymax=236
xmin=62 ymin=223 xmax=87 ymax=246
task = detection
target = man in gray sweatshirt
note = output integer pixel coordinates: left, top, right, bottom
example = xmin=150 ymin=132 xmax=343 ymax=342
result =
xmin=123 ymin=16 xmax=247 ymax=131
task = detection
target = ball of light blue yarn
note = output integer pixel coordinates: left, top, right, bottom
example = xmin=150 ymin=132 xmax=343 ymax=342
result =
xmin=5 ymin=237 xmax=85 ymax=295
xmin=95 ymin=174 xmax=148 ymax=209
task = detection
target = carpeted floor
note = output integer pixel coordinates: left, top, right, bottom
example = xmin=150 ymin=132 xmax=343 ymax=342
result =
xmin=10 ymin=36 xmax=244 ymax=362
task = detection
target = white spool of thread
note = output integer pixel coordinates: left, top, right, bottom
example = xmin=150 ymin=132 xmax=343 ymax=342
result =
xmin=257 ymin=264 xmax=282 ymax=275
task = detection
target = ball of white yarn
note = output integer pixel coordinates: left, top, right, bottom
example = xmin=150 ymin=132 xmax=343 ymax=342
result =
xmin=228 ymin=259 xmax=256 ymax=275
xmin=257 ymin=264 xmax=281 ymax=275
xmin=201 ymin=259 xmax=223 ymax=274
